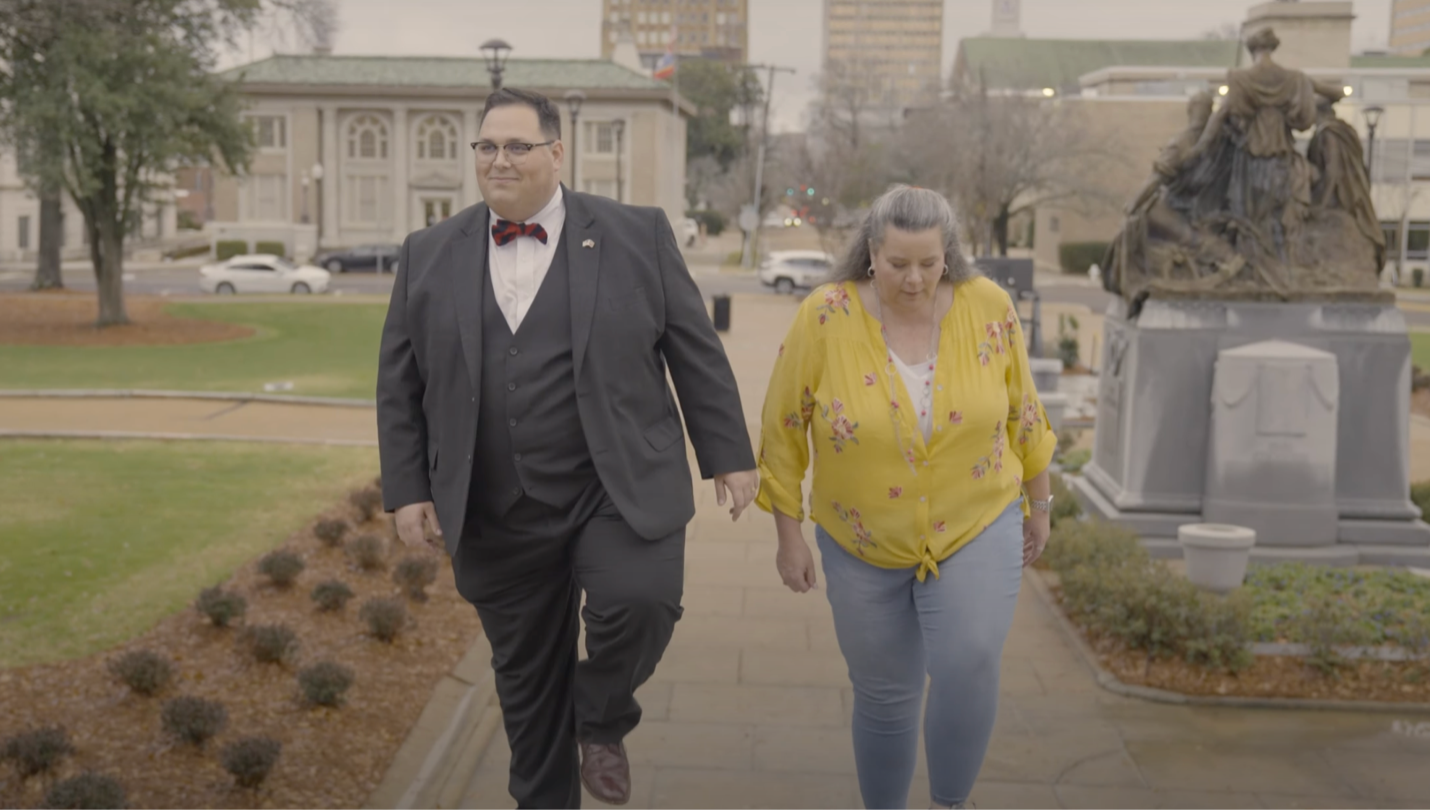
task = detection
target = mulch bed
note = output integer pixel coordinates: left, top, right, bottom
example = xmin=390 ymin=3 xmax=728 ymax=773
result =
xmin=1045 ymin=581 xmax=1430 ymax=704
xmin=0 ymin=488 xmax=482 ymax=808
xmin=0 ymin=292 xmax=253 ymax=347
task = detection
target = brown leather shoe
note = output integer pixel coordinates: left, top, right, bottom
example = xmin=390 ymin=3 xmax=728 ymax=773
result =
xmin=579 ymin=741 xmax=631 ymax=806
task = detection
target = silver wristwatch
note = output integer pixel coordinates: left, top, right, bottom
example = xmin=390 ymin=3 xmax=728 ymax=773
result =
xmin=1029 ymin=495 xmax=1054 ymax=514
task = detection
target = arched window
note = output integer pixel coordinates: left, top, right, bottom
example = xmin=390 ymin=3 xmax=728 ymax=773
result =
xmin=347 ymin=115 xmax=388 ymax=160
xmin=416 ymin=115 xmax=459 ymax=161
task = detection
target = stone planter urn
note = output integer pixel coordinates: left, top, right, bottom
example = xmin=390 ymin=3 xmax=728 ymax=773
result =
xmin=1178 ymin=523 xmax=1256 ymax=593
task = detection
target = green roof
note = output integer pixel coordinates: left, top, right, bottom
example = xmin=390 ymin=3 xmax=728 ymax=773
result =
xmin=956 ymin=38 xmax=1240 ymax=91
xmin=1350 ymin=53 xmax=1430 ymax=69
xmin=220 ymin=54 xmax=668 ymax=91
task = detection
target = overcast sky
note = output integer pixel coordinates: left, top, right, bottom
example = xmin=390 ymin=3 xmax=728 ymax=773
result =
xmin=224 ymin=0 xmax=1396 ymax=132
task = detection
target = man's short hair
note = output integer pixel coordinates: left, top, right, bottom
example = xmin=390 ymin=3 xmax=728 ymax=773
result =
xmin=481 ymin=88 xmax=562 ymax=140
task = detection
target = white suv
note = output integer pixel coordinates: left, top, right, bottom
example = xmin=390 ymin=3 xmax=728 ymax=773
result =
xmin=758 ymin=250 xmax=835 ymax=295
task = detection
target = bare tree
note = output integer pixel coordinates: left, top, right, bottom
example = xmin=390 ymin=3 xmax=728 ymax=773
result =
xmin=901 ymin=90 xmax=1124 ymax=256
xmin=1201 ymin=22 xmax=1242 ymax=41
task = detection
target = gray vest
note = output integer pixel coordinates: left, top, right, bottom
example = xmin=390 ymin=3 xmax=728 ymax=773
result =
xmin=473 ymin=230 xmax=596 ymax=519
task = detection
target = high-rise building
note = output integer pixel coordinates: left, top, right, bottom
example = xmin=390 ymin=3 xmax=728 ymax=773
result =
xmin=1390 ymin=0 xmax=1430 ymax=55
xmin=990 ymin=0 xmax=1023 ymax=38
xmin=600 ymin=0 xmax=749 ymax=71
xmin=822 ymin=0 xmax=944 ymax=112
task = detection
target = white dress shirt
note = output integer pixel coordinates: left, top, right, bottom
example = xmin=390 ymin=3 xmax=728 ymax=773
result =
xmin=487 ymin=186 xmax=566 ymax=333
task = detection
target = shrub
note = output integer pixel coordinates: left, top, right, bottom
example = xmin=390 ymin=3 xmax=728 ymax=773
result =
xmin=215 ymin=239 xmax=248 ymax=261
xmin=165 ymin=242 xmax=209 ymax=260
xmin=220 ymin=737 xmax=282 ymax=789
xmin=347 ymin=534 xmax=386 ymax=571
xmin=1058 ymin=241 xmax=1109 ymax=276
xmin=254 ymin=240 xmax=286 ymax=258
xmin=161 ymin=696 xmax=228 ymax=745
xmin=257 ymin=550 xmax=305 ymax=588
xmin=686 ymin=208 xmax=726 ymax=236
xmin=1411 ymin=480 xmax=1430 ymax=521
xmin=1043 ymin=519 xmax=1146 ymax=577
xmin=311 ymin=579 xmax=356 ymax=612
xmin=393 ymin=556 xmax=440 ymax=601
xmin=176 ymin=209 xmax=203 ymax=232
xmin=1046 ymin=521 xmax=1253 ymax=672
xmin=349 ymin=487 xmax=383 ymax=522
xmin=43 ymin=772 xmax=126 ymax=809
xmin=1059 ymin=448 xmax=1092 ymax=475
xmin=196 ymin=586 xmax=246 ymax=628
xmin=298 ymin=661 xmax=355 ymax=706
xmin=244 ymin=624 xmax=299 ymax=665
xmin=314 ymin=518 xmax=349 ymax=547
xmin=360 ymin=598 xmax=407 ymax=643
xmin=109 ymin=650 xmax=173 ymax=696
xmin=1415 ymin=267 xmax=1425 ymax=288
xmin=1047 ymin=473 xmax=1082 ymax=529
xmin=2 ymin=726 xmax=73 ymax=778
xmin=1293 ymin=595 xmax=1373 ymax=676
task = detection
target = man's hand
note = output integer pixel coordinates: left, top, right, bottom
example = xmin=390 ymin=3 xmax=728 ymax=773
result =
xmin=395 ymin=502 xmax=443 ymax=552
xmin=713 ymin=470 xmax=758 ymax=521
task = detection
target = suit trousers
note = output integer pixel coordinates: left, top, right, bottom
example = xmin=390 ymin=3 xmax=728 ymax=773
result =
xmin=453 ymin=481 xmax=685 ymax=809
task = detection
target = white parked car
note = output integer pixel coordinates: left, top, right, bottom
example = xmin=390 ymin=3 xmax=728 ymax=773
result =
xmin=758 ymin=250 xmax=835 ymax=295
xmin=199 ymin=254 xmax=332 ymax=295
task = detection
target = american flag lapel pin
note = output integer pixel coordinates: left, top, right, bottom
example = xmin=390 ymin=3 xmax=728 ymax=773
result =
xmin=582 ymin=239 xmax=595 ymax=249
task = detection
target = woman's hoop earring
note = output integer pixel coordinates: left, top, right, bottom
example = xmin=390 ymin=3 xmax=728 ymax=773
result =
xmin=867 ymin=265 xmax=876 ymax=279
xmin=942 ymin=264 xmax=950 ymax=278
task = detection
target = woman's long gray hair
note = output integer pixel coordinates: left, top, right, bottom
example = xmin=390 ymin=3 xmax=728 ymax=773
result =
xmin=830 ymin=185 xmax=975 ymax=285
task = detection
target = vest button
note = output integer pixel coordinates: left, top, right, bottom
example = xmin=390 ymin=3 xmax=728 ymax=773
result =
xmin=514 ymin=453 xmax=522 ymax=461
xmin=509 ymin=347 xmax=519 ymax=356
xmin=508 ymin=418 xmax=517 ymax=427
xmin=507 ymin=383 xmax=517 ymax=392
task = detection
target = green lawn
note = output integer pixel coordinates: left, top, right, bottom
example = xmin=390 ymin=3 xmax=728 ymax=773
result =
xmin=0 ymin=301 xmax=386 ymax=399
xmin=1412 ymin=331 xmax=1430 ymax=371
xmin=0 ymin=439 xmax=378 ymax=667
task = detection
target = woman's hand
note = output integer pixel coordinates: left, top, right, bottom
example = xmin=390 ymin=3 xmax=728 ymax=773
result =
xmin=776 ymin=535 xmax=818 ymax=592
xmin=1023 ymin=511 xmax=1051 ymax=567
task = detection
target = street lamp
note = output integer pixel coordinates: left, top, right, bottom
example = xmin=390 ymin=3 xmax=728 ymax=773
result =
xmin=300 ymin=171 xmax=311 ymax=224
xmin=310 ymin=162 xmax=325 ymax=244
xmin=564 ymin=89 xmax=587 ymax=192
xmin=1364 ymin=105 xmax=1385 ymax=179
xmin=480 ymin=38 xmax=512 ymax=90
xmin=612 ymin=118 xmax=625 ymax=202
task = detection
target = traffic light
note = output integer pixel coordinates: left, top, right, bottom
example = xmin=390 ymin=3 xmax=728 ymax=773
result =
xmin=786 ymin=187 xmax=795 ymax=196
xmin=807 ymin=188 xmax=815 ymax=196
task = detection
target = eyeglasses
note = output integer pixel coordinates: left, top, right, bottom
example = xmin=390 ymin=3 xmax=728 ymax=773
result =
xmin=471 ymin=140 xmax=557 ymax=162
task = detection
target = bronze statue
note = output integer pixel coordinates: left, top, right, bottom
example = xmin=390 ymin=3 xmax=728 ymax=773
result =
xmin=1103 ymin=27 xmax=1391 ymax=312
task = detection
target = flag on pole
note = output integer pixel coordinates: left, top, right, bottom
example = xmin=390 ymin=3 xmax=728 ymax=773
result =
xmin=653 ymin=22 xmax=676 ymax=80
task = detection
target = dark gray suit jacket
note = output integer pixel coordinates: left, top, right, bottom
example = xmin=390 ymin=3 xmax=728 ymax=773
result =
xmin=377 ymin=187 xmax=755 ymax=557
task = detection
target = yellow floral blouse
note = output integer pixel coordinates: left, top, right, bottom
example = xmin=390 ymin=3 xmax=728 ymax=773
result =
xmin=755 ymin=278 xmax=1057 ymax=581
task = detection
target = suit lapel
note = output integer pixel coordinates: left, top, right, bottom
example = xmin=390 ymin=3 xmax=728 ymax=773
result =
xmin=565 ymin=187 xmax=602 ymax=381
xmin=451 ymin=203 xmax=489 ymax=396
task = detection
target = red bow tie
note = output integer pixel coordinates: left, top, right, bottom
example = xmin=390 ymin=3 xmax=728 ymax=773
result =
xmin=492 ymin=219 xmax=549 ymax=246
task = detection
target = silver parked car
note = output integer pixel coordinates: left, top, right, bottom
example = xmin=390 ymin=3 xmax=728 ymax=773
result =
xmin=757 ymin=250 xmax=835 ymax=295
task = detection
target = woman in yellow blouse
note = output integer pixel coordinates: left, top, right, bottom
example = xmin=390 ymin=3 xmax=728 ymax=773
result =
xmin=756 ymin=186 xmax=1057 ymax=810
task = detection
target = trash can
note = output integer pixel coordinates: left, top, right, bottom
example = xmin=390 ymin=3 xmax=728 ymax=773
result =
xmin=712 ymin=295 xmax=732 ymax=333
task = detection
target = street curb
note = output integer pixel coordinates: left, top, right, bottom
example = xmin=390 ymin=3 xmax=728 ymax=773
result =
xmin=367 ymin=633 xmax=502 ymax=809
xmin=0 ymin=430 xmax=377 ymax=447
xmin=1024 ymin=567 xmax=1430 ymax=715
xmin=0 ymin=389 xmax=375 ymax=408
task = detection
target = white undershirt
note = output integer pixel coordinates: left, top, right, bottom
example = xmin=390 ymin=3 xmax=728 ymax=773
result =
xmin=891 ymin=350 xmax=936 ymax=443
xmin=487 ymin=186 xmax=566 ymax=333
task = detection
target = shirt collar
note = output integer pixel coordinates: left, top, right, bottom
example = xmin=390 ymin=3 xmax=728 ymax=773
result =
xmin=489 ymin=185 xmax=564 ymax=229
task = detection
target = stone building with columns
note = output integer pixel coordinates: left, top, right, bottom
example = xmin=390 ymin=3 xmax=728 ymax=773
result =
xmin=207 ymin=54 xmax=690 ymax=258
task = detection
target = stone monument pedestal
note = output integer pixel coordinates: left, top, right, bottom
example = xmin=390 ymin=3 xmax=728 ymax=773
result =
xmin=1070 ymin=297 xmax=1430 ymax=567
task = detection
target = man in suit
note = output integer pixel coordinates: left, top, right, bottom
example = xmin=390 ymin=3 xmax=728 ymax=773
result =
xmin=377 ymin=87 xmax=758 ymax=809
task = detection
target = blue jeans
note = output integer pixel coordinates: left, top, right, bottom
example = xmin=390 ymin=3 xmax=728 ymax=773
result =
xmin=816 ymin=499 xmax=1024 ymax=809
